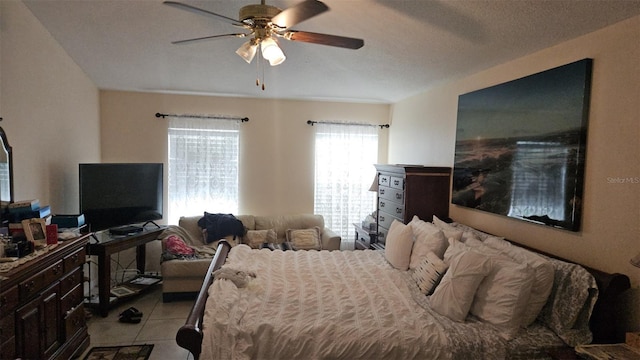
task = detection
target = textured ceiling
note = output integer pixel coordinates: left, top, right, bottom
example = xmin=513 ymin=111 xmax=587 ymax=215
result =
xmin=23 ymin=0 xmax=640 ymax=103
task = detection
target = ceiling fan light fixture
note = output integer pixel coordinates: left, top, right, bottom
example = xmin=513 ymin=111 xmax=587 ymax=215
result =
xmin=236 ymin=40 xmax=257 ymax=63
xmin=261 ymin=37 xmax=286 ymax=66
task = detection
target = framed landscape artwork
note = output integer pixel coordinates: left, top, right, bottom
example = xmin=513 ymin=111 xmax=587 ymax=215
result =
xmin=452 ymin=58 xmax=593 ymax=232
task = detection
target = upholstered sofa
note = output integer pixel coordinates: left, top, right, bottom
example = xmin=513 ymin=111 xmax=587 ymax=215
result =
xmin=160 ymin=214 xmax=341 ymax=302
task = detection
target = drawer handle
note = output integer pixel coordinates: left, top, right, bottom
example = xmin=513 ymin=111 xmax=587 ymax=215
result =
xmin=395 ymin=193 xmax=402 ymax=200
xmin=380 ymin=201 xmax=386 ymax=208
xmin=379 ymin=188 xmax=385 ymax=195
xmin=71 ymin=253 xmax=80 ymax=263
xmin=52 ymin=264 xmax=62 ymax=274
xmin=393 ymin=180 xmax=400 ymax=185
xmin=380 ymin=215 xmax=385 ymax=222
xmin=25 ymin=280 xmax=35 ymax=293
xmin=396 ymin=208 xmax=402 ymax=214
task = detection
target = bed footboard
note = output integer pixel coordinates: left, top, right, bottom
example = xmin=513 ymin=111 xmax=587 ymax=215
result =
xmin=176 ymin=240 xmax=232 ymax=359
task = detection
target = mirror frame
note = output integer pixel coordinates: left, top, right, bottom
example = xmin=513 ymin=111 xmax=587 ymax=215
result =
xmin=0 ymin=125 xmax=14 ymax=222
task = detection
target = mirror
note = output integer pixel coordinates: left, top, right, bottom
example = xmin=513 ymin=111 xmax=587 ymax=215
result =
xmin=0 ymin=124 xmax=14 ymax=224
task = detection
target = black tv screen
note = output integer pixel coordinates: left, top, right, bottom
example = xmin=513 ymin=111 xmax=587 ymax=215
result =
xmin=79 ymin=163 xmax=163 ymax=231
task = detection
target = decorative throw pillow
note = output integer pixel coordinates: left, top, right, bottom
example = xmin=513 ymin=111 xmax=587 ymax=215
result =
xmin=469 ymin=257 xmax=534 ymax=340
xmin=244 ymin=229 xmax=277 ymax=249
xmin=164 ymin=235 xmax=194 ymax=256
xmin=384 ymin=220 xmax=414 ymax=271
xmin=285 ymin=227 xmax=322 ymax=250
xmin=430 ymin=246 xmax=491 ymax=322
xmin=412 ymin=251 xmax=449 ymax=295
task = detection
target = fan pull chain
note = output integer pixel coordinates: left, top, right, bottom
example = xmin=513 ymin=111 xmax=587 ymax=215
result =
xmin=255 ymin=51 xmax=266 ymax=90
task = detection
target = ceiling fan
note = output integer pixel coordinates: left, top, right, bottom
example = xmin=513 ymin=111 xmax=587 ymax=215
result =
xmin=164 ymin=0 xmax=364 ymax=67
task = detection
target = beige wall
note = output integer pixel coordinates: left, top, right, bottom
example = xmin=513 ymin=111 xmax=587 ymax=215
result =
xmin=0 ymin=1 xmax=101 ymax=213
xmin=390 ymin=16 xmax=640 ymax=286
xmin=99 ymin=91 xmax=390 ymax=219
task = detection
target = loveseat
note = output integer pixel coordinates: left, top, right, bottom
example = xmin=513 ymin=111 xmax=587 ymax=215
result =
xmin=160 ymin=214 xmax=341 ymax=302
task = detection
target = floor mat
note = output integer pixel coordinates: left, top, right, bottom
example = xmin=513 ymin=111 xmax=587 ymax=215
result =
xmin=82 ymin=344 xmax=154 ymax=360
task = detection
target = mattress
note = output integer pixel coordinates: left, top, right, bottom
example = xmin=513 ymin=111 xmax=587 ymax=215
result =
xmin=200 ymin=245 xmax=564 ymax=360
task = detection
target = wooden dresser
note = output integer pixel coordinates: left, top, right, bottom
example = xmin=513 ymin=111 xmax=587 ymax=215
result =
xmin=0 ymin=235 xmax=90 ymax=360
xmin=374 ymin=164 xmax=451 ymax=244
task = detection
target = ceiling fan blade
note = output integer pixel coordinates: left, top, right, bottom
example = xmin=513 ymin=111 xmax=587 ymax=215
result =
xmin=163 ymin=1 xmax=245 ymax=27
xmin=271 ymin=0 xmax=329 ymax=30
xmin=172 ymin=33 xmax=247 ymax=45
xmin=283 ymin=31 xmax=364 ymax=49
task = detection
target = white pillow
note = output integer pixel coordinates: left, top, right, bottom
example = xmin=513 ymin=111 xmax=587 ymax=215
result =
xmin=243 ymin=229 xmax=277 ymax=249
xmin=432 ymin=215 xmax=464 ymax=241
xmin=285 ymin=227 xmax=322 ymax=250
xmin=412 ymin=252 xmax=449 ymax=295
xmin=430 ymin=247 xmax=491 ymax=322
xmin=470 ymin=257 xmax=534 ymax=340
xmin=384 ymin=220 xmax=414 ymax=270
xmin=483 ymin=236 xmax=554 ymax=327
xmin=409 ymin=216 xmax=448 ymax=269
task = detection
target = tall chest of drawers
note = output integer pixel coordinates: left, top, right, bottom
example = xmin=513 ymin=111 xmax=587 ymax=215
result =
xmin=374 ymin=165 xmax=451 ymax=244
xmin=0 ymin=235 xmax=90 ymax=360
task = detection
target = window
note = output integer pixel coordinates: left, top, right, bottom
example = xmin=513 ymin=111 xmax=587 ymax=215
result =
xmin=313 ymin=123 xmax=378 ymax=245
xmin=167 ymin=117 xmax=239 ymax=225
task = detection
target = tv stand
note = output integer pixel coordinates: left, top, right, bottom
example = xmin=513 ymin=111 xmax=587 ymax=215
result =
xmin=86 ymin=225 xmax=167 ymax=317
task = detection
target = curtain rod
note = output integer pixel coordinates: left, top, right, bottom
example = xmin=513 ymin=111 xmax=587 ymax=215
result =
xmin=155 ymin=112 xmax=249 ymax=122
xmin=306 ymin=120 xmax=389 ymax=129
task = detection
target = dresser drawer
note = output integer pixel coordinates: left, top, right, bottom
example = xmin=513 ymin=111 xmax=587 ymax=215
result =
xmin=390 ymin=176 xmax=405 ymax=190
xmin=61 ymin=284 xmax=84 ymax=314
xmin=60 ymin=267 xmax=83 ymax=296
xmin=378 ymin=198 xmax=404 ymax=219
xmin=64 ymin=247 xmax=86 ymax=272
xmin=0 ymin=313 xmax=15 ymax=344
xmin=377 ymin=227 xmax=388 ymax=245
xmin=378 ymin=186 xmax=404 ymax=204
xmin=64 ymin=303 xmax=86 ymax=341
xmin=378 ymin=210 xmax=402 ymax=231
xmin=19 ymin=260 xmax=64 ymax=300
xmin=0 ymin=286 xmax=19 ymax=314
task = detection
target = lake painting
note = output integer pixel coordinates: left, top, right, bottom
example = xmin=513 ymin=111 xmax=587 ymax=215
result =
xmin=452 ymin=59 xmax=592 ymax=232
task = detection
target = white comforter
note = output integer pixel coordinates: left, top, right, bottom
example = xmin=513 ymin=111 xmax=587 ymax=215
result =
xmin=199 ymin=245 xmax=560 ymax=360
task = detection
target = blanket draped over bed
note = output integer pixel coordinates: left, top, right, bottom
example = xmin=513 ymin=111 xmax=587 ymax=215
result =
xmin=200 ymin=245 xmax=575 ymax=360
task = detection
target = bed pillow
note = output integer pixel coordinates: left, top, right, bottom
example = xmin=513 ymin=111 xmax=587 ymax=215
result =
xmin=469 ymin=257 xmax=534 ymax=340
xmin=412 ymin=251 xmax=449 ymax=295
xmin=244 ymin=229 xmax=277 ymax=249
xmin=430 ymin=246 xmax=491 ymax=322
xmin=432 ymin=215 xmax=464 ymax=241
xmin=483 ymin=236 xmax=555 ymax=327
xmin=384 ymin=220 xmax=414 ymax=270
xmin=409 ymin=216 xmax=448 ymax=268
xmin=536 ymin=256 xmax=598 ymax=346
xmin=285 ymin=227 xmax=322 ymax=250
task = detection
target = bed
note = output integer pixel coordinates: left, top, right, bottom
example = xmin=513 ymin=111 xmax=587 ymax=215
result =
xmin=175 ymin=220 xmax=631 ymax=360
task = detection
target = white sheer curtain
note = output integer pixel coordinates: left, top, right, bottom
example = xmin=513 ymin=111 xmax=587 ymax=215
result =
xmin=313 ymin=123 xmax=378 ymax=248
xmin=167 ymin=117 xmax=239 ymax=225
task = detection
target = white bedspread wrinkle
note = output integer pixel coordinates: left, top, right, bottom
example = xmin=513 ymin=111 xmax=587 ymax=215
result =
xmin=200 ymin=245 xmax=449 ymax=360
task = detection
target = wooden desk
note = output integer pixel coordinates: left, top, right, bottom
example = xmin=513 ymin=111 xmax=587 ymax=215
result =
xmin=86 ymin=226 xmax=166 ymax=317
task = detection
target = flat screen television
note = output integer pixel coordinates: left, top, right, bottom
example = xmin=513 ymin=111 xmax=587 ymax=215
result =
xmin=79 ymin=163 xmax=163 ymax=232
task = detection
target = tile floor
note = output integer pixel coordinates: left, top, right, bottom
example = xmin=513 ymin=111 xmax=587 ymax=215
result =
xmin=79 ymin=287 xmax=195 ymax=360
